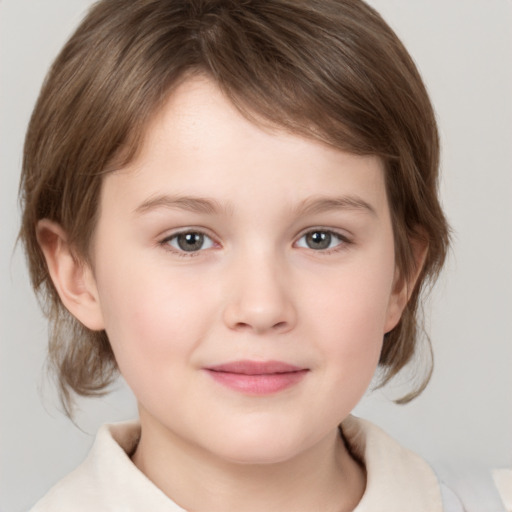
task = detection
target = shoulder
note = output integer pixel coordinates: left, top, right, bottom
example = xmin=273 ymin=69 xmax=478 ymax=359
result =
xmin=29 ymin=422 xmax=138 ymax=511
xmin=29 ymin=421 xmax=183 ymax=512
xmin=342 ymin=415 xmax=453 ymax=512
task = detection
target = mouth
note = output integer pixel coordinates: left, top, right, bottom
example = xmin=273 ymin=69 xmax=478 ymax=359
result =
xmin=204 ymin=360 xmax=309 ymax=395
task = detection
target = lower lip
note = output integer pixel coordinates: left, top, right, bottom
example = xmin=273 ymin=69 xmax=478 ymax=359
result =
xmin=205 ymin=369 xmax=308 ymax=395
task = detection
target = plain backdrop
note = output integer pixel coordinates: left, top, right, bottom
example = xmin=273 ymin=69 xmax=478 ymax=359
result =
xmin=1 ymin=1 xmax=511 ymax=511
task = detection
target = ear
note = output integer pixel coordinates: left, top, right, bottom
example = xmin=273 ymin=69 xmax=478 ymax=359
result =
xmin=36 ymin=219 xmax=105 ymax=331
xmin=384 ymin=236 xmax=428 ymax=334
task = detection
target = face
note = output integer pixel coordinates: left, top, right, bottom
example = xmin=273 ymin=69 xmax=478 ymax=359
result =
xmin=85 ymin=77 xmax=405 ymax=464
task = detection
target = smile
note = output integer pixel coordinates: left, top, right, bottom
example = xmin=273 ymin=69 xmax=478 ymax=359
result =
xmin=204 ymin=360 xmax=309 ymax=395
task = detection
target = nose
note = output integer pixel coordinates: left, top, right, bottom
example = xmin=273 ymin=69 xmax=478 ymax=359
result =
xmin=222 ymin=252 xmax=297 ymax=335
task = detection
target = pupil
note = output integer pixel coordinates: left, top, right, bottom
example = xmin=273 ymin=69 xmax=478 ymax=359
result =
xmin=178 ymin=232 xmax=204 ymax=251
xmin=307 ymin=231 xmax=331 ymax=250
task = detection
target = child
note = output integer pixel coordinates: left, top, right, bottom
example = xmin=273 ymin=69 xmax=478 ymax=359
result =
xmin=19 ymin=0 xmax=461 ymax=510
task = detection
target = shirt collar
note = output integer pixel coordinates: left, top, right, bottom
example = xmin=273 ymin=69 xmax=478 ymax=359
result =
xmin=39 ymin=417 xmax=442 ymax=511
xmin=341 ymin=415 xmax=443 ymax=512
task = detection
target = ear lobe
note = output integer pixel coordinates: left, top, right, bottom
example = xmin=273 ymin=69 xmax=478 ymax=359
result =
xmin=384 ymin=236 xmax=428 ymax=334
xmin=36 ymin=219 xmax=105 ymax=331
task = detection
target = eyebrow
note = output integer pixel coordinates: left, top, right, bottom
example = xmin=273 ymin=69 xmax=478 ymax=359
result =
xmin=134 ymin=194 xmax=228 ymax=216
xmin=133 ymin=194 xmax=377 ymax=218
xmin=295 ymin=196 xmax=377 ymax=217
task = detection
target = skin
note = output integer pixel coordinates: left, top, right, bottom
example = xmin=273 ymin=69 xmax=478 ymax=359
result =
xmin=38 ymin=77 xmax=422 ymax=511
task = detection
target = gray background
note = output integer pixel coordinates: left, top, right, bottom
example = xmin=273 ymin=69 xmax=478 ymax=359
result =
xmin=1 ymin=1 xmax=511 ymax=511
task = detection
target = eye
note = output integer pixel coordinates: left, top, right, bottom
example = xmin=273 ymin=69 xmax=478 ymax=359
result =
xmin=295 ymin=230 xmax=348 ymax=251
xmin=162 ymin=231 xmax=216 ymax=253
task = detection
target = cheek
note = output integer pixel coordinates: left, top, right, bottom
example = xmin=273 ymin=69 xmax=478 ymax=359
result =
xmin=310 ymin=255 xmax=394 ymax=334
xmin=93 ymin=254 xmax=212 ymax=391
xmin=311 ymin=306 xmax=385 ymax=419
xmin=305 ymin=254 xmax=395 ymax=384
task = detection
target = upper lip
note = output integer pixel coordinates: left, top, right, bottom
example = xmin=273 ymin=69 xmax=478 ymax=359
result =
xmin=205 ymin=360 xmax=306 ymax=375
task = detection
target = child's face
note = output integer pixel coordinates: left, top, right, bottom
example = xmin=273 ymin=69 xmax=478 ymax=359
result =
xmin=85 ymin=77 xmax=405 ymax=463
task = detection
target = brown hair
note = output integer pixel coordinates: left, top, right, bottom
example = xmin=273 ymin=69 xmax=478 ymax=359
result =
xmin=19 ymin=0 xmax=449 ymax=413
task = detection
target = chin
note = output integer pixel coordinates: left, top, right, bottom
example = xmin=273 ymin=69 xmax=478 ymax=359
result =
xmin=205 ymin=427 xmax=310 ymax=466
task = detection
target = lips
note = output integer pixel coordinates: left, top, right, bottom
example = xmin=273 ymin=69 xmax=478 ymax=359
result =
xmin=207 ymin=360 xmax=305 ymax=375
xmin=204 ymin=360 xmax=309 ymax=394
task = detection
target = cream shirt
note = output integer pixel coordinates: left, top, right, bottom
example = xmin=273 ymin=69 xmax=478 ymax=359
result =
xmin=30 ymin=416 xmax=460 ymax=511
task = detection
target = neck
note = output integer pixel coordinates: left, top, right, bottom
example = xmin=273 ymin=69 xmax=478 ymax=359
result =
xmin=132 ymin=416 xmax=365 ymax=512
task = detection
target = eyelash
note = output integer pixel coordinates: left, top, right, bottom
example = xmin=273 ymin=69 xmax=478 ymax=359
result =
xmin=294 ymin=228 xmax=352 ymax=253
xmin=159 ymin=230 xmax=218 ymax=258
xmin=158 ymin=228 xmax=352 ymax=257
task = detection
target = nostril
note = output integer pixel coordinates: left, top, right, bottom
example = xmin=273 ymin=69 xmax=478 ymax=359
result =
xmin=223 ymin=295 xmax=297 ymax=334
xmin=234 ymin=321 xmax=252 ymax=331
xmin=232 ymin=320 xmax=288 ymax=333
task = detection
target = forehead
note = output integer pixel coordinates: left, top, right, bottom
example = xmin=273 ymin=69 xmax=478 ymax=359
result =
xmin=103 ymin=76 xmax=388 ymax=216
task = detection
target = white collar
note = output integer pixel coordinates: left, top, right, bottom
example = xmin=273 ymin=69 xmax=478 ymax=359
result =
xmin=32 ymin=416 xmax=442 ymax=511
xmin=342 ymin=416 xmax=443 ymax=512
